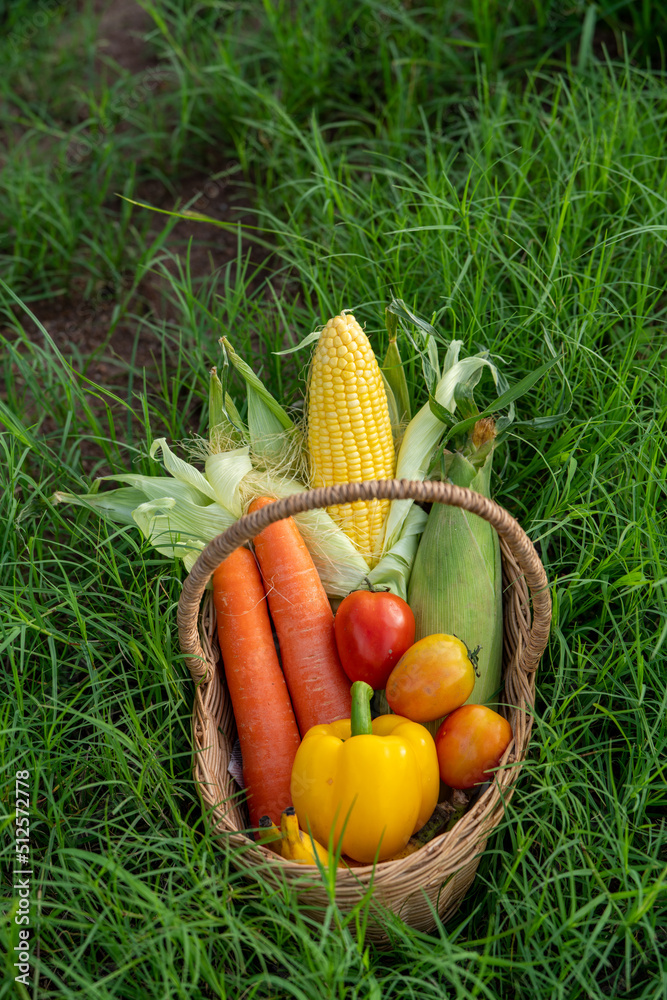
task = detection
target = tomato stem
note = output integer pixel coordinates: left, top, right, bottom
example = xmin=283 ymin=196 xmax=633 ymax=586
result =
xmin=453 ymin=633 xmax=481 ymax=677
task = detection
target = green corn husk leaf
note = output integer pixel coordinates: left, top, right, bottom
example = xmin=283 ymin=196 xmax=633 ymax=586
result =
xmin=407 ymin=429 xmax=503 ymax=737
xmin=51 ymin=487 xmax=150 ymax=525
xmin=441 ymin=354 xmax=562 ymax=448
xmin=247 ymin=389 xmax=291 ymax=464
xmin=379 ymin=368 xmax=400 ymax=436
xmin=386 ymin=297 xmax=442 ymax=393
xmin=150 ymin=438 xmax=220 ymax=503
xmin=209 ymin=366 xmax=224 ymax=436
xmin=221 ymin=336 xmax=295 ymax=465
xmin=220 ymin=338 xmax=293 ymax=431
xmin=382 ymin=310 xmax=411 ymax=426
xmin=97 ymin=473 xmax=212 ymax=506
xmin=442 ymin=339 xmax=464 ymax=374
xmin=272 ymin=329 xmax=321 ymax=355
xmin=209 ymin=366 xmax=246 ymax=445
xmin=131 ymin=495 xmax=236 ymax=565
xmin=367 ymin=503 xmax=428 ymax=601
xmin=382 ymin=353 xmax=499 ymax=553
xmin=205 ymin=447 xmax=253 ymax=517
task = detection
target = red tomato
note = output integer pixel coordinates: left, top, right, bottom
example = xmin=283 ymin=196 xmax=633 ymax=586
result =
xmin=333 ymin=589 xmax=415 ymax=688
xmin=435 ymin=705 xmax=512 ymax=789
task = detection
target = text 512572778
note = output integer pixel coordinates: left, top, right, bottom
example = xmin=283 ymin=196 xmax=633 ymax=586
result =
xmin=14 ymin=770 xmax=32 ymax=986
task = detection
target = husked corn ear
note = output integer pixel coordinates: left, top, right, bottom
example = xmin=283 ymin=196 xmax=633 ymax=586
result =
xmin=307 ymin=312 xmax=395 ymax=563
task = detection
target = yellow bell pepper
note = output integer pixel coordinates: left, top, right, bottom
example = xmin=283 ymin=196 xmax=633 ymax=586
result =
xmin=290 ymin=681 xmax=440 ymax=864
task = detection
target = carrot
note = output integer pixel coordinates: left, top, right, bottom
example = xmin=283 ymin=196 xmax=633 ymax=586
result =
xmin=212 ymin=545 xmax=301 ymax=828
xmin=248 ymin=496 xmax=352 ymax=734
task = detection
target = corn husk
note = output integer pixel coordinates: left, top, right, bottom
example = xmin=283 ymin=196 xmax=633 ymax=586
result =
xmin=381 ymin=349 xmax=499 ymax=554
xmin=381 ymin=309 xmax=411 ymax=428
xmin=366 ymin=503 xmax=427 ymax=602
xmin=407 ymin=418 xmax=503 ymax=736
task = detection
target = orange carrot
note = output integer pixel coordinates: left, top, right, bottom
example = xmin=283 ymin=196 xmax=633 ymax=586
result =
xmin=248 ymin=496 xmax=352 ymax=734
xmin=212 ymin=545 xmax=301 ymax=828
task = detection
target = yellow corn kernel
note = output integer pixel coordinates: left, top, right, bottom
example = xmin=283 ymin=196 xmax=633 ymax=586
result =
xmin=307 ymin=312 xmax=395 ymax=563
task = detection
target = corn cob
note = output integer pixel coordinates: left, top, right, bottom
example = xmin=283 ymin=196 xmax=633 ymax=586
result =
xmin=307 ymin=312 xmax=396 ymax=565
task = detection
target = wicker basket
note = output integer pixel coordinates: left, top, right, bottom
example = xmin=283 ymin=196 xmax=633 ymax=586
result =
xmin=177 ymin=479 xmax=551 ymax=944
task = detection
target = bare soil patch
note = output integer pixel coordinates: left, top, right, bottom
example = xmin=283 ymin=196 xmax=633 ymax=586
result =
xmin=1 ymin=1 xmax=263 ymax=475
xmin=93 ymin=0 xmax=156 ymax=77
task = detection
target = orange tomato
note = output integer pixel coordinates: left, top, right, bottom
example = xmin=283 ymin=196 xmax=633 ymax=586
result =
xmin=385 ymin=634 xmax=476 ymax=723
xmin=435 ymin=704 xmax=512 ymax=789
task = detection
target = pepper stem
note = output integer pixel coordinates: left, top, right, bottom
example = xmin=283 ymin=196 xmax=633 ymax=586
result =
xmin=350 ymin=681 xmax=374 ymax=737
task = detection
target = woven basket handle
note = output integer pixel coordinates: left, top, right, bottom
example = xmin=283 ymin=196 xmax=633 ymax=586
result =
xmin=177 ymin=478 xmax=551 ymax=685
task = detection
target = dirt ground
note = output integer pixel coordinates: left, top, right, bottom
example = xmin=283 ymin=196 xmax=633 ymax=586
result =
xmin=8 ymin=0 xmax=259 ymax=394
xmin=95 ymin=0 xmax=156 ymax=77
xmin=21 ymin=168 xmax=258 ymax=392
xmin=1 ymin=0 xmax=263 ymax=475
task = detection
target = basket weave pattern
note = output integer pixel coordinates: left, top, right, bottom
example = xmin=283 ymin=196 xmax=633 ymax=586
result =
xmin=177 ymin=479 xmax=551 ymax=942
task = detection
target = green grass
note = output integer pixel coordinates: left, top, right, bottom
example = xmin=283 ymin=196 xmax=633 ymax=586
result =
xmin=1 ymin=2 xmax=667 ymax=998
xmin=0 ymin=2 xmax=218 ymax=302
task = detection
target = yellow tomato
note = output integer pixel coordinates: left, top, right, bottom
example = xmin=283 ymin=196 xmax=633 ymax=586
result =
xmin=385 ymin=634 xmax=476 ymax=723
